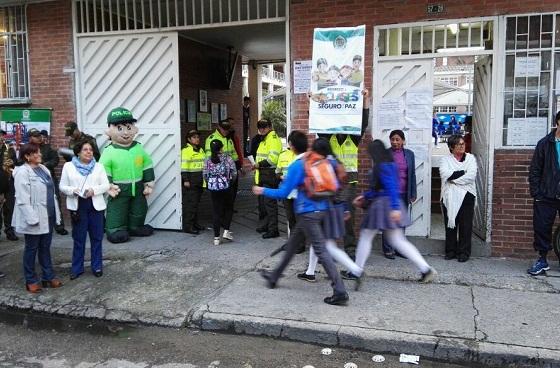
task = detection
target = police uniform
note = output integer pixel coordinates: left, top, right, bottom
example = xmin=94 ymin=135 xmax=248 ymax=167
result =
xmin=255 ymin=130 xmax=282 ymax=237
xmin=181 ymin=140 xmax=205 ymax=233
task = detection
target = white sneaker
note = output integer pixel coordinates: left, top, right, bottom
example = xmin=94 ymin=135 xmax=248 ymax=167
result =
xmin=213 ymin=237 xmax=221 ymax=246
xmin=222 ymin=230 xmax=234 ymax=242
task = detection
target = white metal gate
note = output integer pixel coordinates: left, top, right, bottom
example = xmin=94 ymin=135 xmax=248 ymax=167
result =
xmin=373 ymin=59 xmax=434 ymax=237
xmin=76 ymin=32 xmax=182 ymax=230
xmin=471 ymin=56 xmax=492 ymax=240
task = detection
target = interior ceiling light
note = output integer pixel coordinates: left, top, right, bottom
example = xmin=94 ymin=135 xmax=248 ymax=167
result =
xmin=437 ymin=46 xmax=484 ymax=53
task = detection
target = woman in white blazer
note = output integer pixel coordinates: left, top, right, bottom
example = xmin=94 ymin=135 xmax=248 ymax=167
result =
xmin=13 ymin=144 xmax=63 ymax=293
xmin=439 ymin=134 xmax=478 ymax=263
xmin=60 ymin=140 xmax=110 ymax=280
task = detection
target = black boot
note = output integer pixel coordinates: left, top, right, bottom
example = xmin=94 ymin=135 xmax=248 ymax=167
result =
xmin=107 ymin=230 xmax=130 ymax=244
xmin=5 ymin=229 xmax=18 ymax=241
xmin=129 ymin=225 xmax=154 ymax=237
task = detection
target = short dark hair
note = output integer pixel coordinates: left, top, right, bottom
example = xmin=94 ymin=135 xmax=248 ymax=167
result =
xmin=257 ymin=119 xmax=272 ymax=129
xmin=20 ymin=143 xmax=40 ymax=163
xmin=389 ymin=129 xmax=405 ymax=141
xmin=312 ymin=137 xmax=333 ymax=157
xmin=288 ymin=130 xmax=308 ymax=154
xmin=73 ymin=139 xmax=93 ymax=156
xmin=243 ymin=96 xmax=250 ymax=102
xmin=447 ymin=134 xmax=464 ymax=153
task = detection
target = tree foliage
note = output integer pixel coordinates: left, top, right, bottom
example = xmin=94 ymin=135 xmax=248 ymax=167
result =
xmin=261 ymin=100 xmax=286 ymax=137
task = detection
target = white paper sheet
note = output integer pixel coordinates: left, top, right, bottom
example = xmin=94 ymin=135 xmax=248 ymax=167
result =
xmin=515 ymin=56 xmax=541 ymax=77
xmin=399 ymin=353 xmax=420 ymax=365
xmin=377 ymin=98 xmax=403 ymax=129
xmin=506 ymin=117 xmax=548 ymax=146
xmin=293 ymin=60 xmax=312 ymax=94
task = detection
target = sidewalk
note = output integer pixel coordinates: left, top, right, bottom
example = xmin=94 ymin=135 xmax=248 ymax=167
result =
xmin=1 ymin=194 xmax=560 ymax=367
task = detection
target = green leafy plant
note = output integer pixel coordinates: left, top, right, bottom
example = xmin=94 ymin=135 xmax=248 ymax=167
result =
xmin=261 ymin=100 xmax=286 ymax=137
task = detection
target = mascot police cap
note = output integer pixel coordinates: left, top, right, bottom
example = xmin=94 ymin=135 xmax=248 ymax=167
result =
xmin=107 ymin=107 xmax=137 ymax=126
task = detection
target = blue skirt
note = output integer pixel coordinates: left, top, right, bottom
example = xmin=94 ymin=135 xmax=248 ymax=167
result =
xmin=322 ymin=202 xmax=346 ymax=240
xmin=361 ymin=196 xmax=411 ymax=230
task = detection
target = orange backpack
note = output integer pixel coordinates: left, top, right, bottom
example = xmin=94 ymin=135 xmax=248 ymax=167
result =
xmin=303 ymin=152 xmax=343 ymax=199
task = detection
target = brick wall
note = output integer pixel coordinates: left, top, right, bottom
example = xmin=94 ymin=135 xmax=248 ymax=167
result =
xmin=290 ymin=0 xmax=560 ymax=258
xmin=27 ymin=0 xmax=75 ymax=151
xmin=178 ymin=37 xmax=243 ymax=152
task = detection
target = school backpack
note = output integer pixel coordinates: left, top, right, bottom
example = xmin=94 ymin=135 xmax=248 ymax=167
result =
xmin=303 ymin=152 xmax=343 ymax=199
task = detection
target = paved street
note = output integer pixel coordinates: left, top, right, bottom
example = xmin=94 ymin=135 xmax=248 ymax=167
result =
xmin=0 ymin=178 xmax=560 ymax=367
xmin=0 ymin=315 xmax=468 ymax=368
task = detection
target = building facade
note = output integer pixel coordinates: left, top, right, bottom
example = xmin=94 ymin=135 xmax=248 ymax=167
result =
xmin=1 ymin=0 xmax=560 ymax=257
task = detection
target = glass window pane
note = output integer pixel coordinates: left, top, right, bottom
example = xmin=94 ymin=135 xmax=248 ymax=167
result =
xmin=514 ymin=94 xmax=526 ymax=110
xmin=504 ymin=92 xmax=514 ymax=116
xmin=378 ymin=29 xmax=386 ymax=57
xmin=541 ymin=51 xmax=551 ymax=71
xmin=514 ymin=110 xmax=526 ymax=118
xmin=517 ymin=16 xmax=528 ymax=35
xmin=527 ymin=92 xmax=538 ymax=116
xmin=388 ymin=29 xmax=399 ymax=56
xmin=423 ymin=27 xmax=434 ymax=53
xmin=411 ymin=26 xmax=421 ymax=54
xmin=434 ymin=25 xmax=446 ymax=51
xmin=542 ymin=14 xmax=553 ymax=32
xmin=556 ymin=15 xmax=560 ymax=47
xmin=540 ymin=72 xmax=550 ymax=109
xmin=506 ymin=17 xmax=516 ymax=49
xmin=529 ymin=15 xmax=541 ymax=48
xmin=505 ymin=55 xmax=515 ymax=90
xmin=401 ymin=27 xmax=410 ymax=55
xmin=516 ymin=34 xmax=527 ymax=49
xmin=447 ymin=25 xmax=457 ymax=49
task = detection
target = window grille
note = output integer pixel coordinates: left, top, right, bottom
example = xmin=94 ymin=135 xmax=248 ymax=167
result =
xmin=0 ymin=5 xmax=29 ymax=102
xmin=74 ymin=0 xmax=286 ymax=34
xmin=502 ymin=13 xmax=560 ymax=146
xmin=435 ymin=105 xmax=457 ymax=113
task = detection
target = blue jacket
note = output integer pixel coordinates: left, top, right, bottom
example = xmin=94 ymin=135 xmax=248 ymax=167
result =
xmin=262 ymin=158 xmax=329 ymax=214
xmin=364 ymin=162 xmax=401 ymax=210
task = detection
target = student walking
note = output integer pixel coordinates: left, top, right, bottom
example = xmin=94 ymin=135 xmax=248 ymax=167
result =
xmin=342 ymin=140 xmax=437 ymax=284
xmin=254 ymin=132 xmax=350 ymax=306
xmin=204 ymin=140 xmax=237 ymax=246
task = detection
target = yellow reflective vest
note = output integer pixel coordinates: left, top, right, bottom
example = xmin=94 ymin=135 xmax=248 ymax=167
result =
xmin=275 ymin=149 xmax=296 ymax=177
xmin=204 ymin=130 xmax=238 ymax=161
xmin=255 ymin=130 xmax=282 ymax=184
xmin=181 ymin=143 xmax=205 ymax=173
xmin=329 ymin=135 xmax=358 ymax=183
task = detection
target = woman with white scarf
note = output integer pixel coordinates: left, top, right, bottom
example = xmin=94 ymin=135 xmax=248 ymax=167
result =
xmin=60 ymin=140 xmax=110 ymax=280
xmin=439 ymin=134 xmax=477 ymax=262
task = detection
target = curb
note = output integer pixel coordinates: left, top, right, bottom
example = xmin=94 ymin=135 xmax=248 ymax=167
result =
xmin=194 ymin=310 xmax=560 ymax=368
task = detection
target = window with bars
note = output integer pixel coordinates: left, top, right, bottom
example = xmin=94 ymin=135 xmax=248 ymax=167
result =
xmin=377 ymin=20 xmax=494 ymax=57
xmin=502 ymin=13 xmax=560 ymax=146
xmin=0 ymin=6 xmax=29 ymax=102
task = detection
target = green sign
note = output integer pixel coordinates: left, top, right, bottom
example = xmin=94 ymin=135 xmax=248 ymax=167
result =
xmin=0 ymin=108 xmax=52 ymax=122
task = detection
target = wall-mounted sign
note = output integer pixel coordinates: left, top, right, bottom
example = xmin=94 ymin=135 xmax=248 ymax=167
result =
xmin=427 ymin=4 xmax=444 ymax=14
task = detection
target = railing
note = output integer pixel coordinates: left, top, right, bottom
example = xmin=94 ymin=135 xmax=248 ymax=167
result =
xmin=261 ymin=66 xmax=284 ymax=84
xmin=74 ymin=0 xmax=286 ymax=34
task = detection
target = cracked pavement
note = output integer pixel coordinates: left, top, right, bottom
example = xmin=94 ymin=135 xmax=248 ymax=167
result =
xmin=1 ymin=186 xmax=560 ymax=366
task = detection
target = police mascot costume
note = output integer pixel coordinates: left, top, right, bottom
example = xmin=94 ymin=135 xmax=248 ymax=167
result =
xmin=100 ymin=107 xmax=155 ymax=243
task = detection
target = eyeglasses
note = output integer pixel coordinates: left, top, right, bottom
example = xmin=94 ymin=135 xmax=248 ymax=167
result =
xmin=455 ymin=142 xmax=465 ymax=147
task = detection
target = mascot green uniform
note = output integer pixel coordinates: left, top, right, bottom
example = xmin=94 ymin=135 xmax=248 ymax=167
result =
xmin=101 ymin=107 xmax=155 ymax=243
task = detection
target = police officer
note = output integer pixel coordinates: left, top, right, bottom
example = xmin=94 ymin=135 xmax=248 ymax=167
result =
xmin=0 ymin=130 xmax=17 ymax=241
xmin=62 ymin=121 xmax=100 ymax=161
xmin=254 ymin=119 xmax=282 ymax=239
xmin=181 ymin=130 xmax=205 ymax=235
xmin=28 ymin=128 xmax=68 ymax=235
xmin=316 ymin=89 xmax=370 ymax=254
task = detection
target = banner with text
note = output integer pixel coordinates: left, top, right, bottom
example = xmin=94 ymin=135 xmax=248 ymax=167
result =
xmin=309 ymin=25 xmax=365 ymax=135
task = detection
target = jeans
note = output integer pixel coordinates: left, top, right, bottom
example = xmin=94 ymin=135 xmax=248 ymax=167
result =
xmin=23 ymin=216 xmax=55 ymax=284
xmin=72 ymin=197 xmax=104 ymax=276
xmin=210 ymin=189 xmax=234 ymax=237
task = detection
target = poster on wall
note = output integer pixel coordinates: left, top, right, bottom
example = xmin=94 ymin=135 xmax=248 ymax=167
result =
xmin=219 ymin=103 xmax=228 ymax=121
xmin=308 ymin=25 xmax=365 ymax=135
xmin=199 ymin=89 xmax=208 ymax=112
xmin=187 ymin=100 xmax=197 ymax=123
xmin=405 ymin=88 xmax=433 ymax=129
xmin=506 ymin=117 xmax=548 ymax=146
xmin=211 ymin=103 xmax=219 ymax=124
xmin=293 ymin=60 xmax=312 ymax=94
xmin=197 ymin=112 xmax=211 ymax=131
xmin=0 ymin=108 xmax=51 ymax=147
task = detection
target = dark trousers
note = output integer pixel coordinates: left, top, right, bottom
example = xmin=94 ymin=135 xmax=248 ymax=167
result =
xmin=257 ymin=174 xmax=278 ymax=233
xmin=343 ymin=183 xmax=357 ymax=249
xmin=442 ymin=192 xmax=475 ymax=258
xmin=283 ymin=199 xmax=296 ymax=231
xmin=382 ymin=193 xmax=408 ymax=254
xmin=71 ymin=198 xmax=104 ymax=276
xmin=183 ymin=185 xmax=203 ymax=229
xmin=231 ymin=175 xmax=239 ymax=205
xmin=271 ymin=211 xmax=346 ymax=295
xmin=0 ymin=178 xmax=15 ymax=233
xmin=532 ymin=198 xmax=560 ymax=257
xmin=210 ymin=189 xmax=234 ymax=237
xmin=23 ymin=217 xmax=55 ymax=284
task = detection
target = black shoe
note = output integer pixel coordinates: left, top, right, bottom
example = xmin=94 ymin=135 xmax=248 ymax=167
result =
xmin=193 ymin=223 xmax=205 ymax=231
xmin=93 ymin=270 xmax=103 ymax=278
xmin=256 ymin=227 xmax=268 ymax=233
xmin=55 ymin=226 xmax=68 ymax=235
xmin=444 ymin=254 xmax=456 ymax=260
xmin=419 ymin=268 xmax=437 ymax=283
xmin=395 ymin=251 xmax=406 ymax=258
xmin=383 ymin=251 xmax=396 ymax=260
xmin=5 ymin=230 xmax=18 ymax=241
xmin=260 ymin=270 xmax=276 ymax=289
xmin=340 ymin=270 xmax=358 ymax=280
xmin=262 ymin=231 xmax=280 ymax=239
xmin=0 ymin=271 xmax=5 ymax=278
xmin=183 ymin=227 xmax=200 ymax=235
xmin=323 ymin=292 xmax=349 ymax=306
xmin=70 ymin=272 xmax=83 ymax=280
xmin=296 ymin=272 xmax=316 ymax=282
xmin=458 ymin=255 xmax=469 ymax=263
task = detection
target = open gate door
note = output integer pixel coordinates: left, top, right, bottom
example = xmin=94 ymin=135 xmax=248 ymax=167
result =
xmin=76 ymin=32 xmax=182 ymax=230
xmin=471 ymin=56 xmax=492 ymax=240
xmin=373 ymin=59 xmax=434 ymax=237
